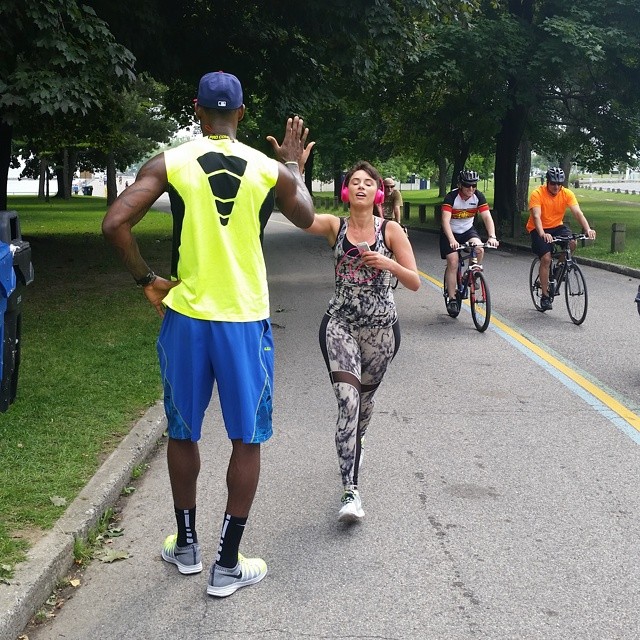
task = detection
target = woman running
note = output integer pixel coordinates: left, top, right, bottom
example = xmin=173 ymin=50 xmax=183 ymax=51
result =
xmin=305 ymin=161 xmax=420 ymax=522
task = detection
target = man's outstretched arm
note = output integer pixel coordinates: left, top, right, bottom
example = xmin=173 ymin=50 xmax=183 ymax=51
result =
xmin=267 ymin=116 xmax=315 ymax=230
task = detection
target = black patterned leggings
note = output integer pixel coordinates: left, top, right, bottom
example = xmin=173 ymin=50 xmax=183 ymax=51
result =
xmin=319 ymin=314 xmax=400 ymax=490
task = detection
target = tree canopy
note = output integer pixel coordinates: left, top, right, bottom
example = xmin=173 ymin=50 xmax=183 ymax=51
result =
xmin=2 ymin=0 xmax=640 ymax=224
xmin=0 ymin=0 xmax=136 ymax=209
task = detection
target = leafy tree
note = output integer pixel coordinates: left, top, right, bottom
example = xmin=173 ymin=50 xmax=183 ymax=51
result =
xmin=0 ymin=1 xmax=135 ymax=210
xmin=530 ymin=0 xmax=640 ymax=176
xmin=92 ymin=0 xmax=479 ymax=190
xmin=485 ymin=0 xmax=640 ymax=233
xmin=79 ymin=75 xmax=179 ymax=204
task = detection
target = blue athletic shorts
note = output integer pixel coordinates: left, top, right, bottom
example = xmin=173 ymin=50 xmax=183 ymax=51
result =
xmin=157 ymin=309 xmax=274 ymax=444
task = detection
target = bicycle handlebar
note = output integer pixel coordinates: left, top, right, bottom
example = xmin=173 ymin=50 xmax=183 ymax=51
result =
xmin=453 ymin=242 xmax=497 ymax=253
xmin=549 ymin=233 xmax=589 ymax=243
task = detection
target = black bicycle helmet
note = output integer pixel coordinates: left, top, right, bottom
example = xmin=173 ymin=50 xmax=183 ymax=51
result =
xmin=459 ymin=169 xmax=479 ymax=185
xmin=546 ymin=167 xmax=565 ymax=183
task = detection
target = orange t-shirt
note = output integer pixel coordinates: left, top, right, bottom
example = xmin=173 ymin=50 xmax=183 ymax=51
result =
xmin=526 ymin=185 xmax=578 ymax=232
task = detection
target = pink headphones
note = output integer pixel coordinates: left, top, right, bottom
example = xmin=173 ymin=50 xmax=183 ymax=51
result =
xmin=340 ymin=177 xmax=385 ymax=205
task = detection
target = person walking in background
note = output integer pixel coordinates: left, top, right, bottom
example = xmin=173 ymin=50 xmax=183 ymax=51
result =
xmin=440 ymin=169 xmax=499 ymax=315
xmin=377 ymin=177 xmax=402 ymax=223
xmin=102 ymin=71 xmax=315 ymax=597
xmin=302 ymin=161 xmax=420 ymax=523
xmin=526 ymin=167 xmax=596 ymax=311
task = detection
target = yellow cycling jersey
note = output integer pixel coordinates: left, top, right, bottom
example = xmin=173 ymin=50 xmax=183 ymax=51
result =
xmin=162 ymin=136 xmax=279 ymax=321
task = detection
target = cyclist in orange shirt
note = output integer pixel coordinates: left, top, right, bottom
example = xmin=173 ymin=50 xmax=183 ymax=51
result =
xmin=526 ymin=167 xmax=596 ymax=311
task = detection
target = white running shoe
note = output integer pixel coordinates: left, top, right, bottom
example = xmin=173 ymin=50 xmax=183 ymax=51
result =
xmin=338 ymin=489 xmax=365 ymax=523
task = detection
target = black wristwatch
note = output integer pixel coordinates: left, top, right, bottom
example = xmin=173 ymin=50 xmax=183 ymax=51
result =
xmin=135 ymin=271 xmax=157 ymax=287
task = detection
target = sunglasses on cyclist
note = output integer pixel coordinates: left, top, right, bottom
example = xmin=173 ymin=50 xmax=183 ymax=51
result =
xmin=461 ymin=183 xmax=477 ymax=188
xmin=548 ymin=181 xmax=562 ymax=186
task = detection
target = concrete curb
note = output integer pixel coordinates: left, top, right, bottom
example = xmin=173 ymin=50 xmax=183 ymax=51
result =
xmin=0 ymin=401 xmax=167 ymax=640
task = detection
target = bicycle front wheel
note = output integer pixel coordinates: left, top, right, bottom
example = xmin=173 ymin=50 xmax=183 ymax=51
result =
xmin=529 ymin=257 xmax=543 ymax=311
xmin=470 ymin=271 xmax=491 ymax=332
xmin=564 ymin=264 xmax=588 ymax=325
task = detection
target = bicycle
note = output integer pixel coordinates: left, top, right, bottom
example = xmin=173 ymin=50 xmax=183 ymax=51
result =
xmin=529 ymin=233 xmax=588 ymax=325
xmin=635 ymin=284 xmax=640 ymax=316
xmin=443 ymin=242 xmax=494 ymax=332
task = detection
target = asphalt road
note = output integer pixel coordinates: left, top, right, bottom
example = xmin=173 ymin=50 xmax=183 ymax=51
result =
xmin=22 ymin=213 xmax=640 ymax=640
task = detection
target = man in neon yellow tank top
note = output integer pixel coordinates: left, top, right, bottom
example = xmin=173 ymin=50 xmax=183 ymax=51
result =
xmin=102 ymin=71 xmax=315 ymax=597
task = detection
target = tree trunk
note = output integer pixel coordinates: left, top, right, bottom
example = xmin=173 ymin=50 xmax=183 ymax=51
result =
xmin=106 ymin=151 xmax=117 ymax=206
xmin=493 ymin=0 xmax=534 ymax=237
xmin=0 ymin=122 xmax=11 ymax=212
xmin=561 ymin=153 xmax=572 ymax=187
xmin=61 ymin=148 xmax=71 ymax=199
xmin=304 ymin=146 xmax=314 ymax=195
xmin=516 ymin=134 xmax=531 ymax=218
xmin=493 ymin=100 xmax=528 ymax=238
xmin=38 ymin=159 xmax=47 ymax=199
xmin=437 ymin=156 xmax=448 ymax=198
xmin=68 ymin=148 xmax=78 ymax=196
xmin=333 ymin=169 xmax=343 ymax=203
xmin=451 ymin=140 xmax=471 ymax=191
xmin=54 ymin=164 xmax=65 ymax=198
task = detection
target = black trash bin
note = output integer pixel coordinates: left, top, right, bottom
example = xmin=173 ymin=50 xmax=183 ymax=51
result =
xmin=0 ymin=210 xmax=35 ymax=412
xmin=82 ymin=185 xmax=94 ymax=196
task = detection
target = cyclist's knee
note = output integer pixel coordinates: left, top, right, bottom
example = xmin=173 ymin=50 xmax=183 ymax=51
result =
xmin=540 ymin=252 xmax=552 ymax=266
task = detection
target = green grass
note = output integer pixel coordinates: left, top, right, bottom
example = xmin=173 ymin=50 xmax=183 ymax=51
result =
xmin=0 ymin=195 xmax=172 ymax=573
xmin=314 ymin=184 xmax=640 ymax=269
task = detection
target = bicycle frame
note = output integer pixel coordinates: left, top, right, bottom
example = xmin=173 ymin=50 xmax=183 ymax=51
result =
xmin=457 ymin=246 xmax=481 ymax=297
xmin=529 ymin=233 xmax=589 ymax=325
xmin=443 ymin=242 xmax=493 ymax=332
xmin=547 ymin=246 xmax=571 ymax=300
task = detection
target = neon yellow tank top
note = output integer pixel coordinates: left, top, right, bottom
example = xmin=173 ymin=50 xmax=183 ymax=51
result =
xmin=162 ymin=136 xmax=278 ymax=321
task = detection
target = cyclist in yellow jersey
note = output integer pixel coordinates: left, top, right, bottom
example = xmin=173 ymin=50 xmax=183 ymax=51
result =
xmin=526 ymin=167 xmax=596 ymax=311
xmin=102 ymin=71 xmax=315 ymax=597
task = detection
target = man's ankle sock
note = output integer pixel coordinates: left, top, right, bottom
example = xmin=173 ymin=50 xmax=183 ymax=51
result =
xmin=215 ymin=513 xmax=247 ymax=568
xmin=175 ymin=506 xmax=197 ymax=546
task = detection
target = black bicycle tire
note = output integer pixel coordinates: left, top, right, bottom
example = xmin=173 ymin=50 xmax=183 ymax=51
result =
xmin=564 ymin=263 xmax=588 ymax=325
xmin=529 ymin=257 xmax=543 ymax=311
xmin=470 ymin=271 xmax=491 ymax=332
